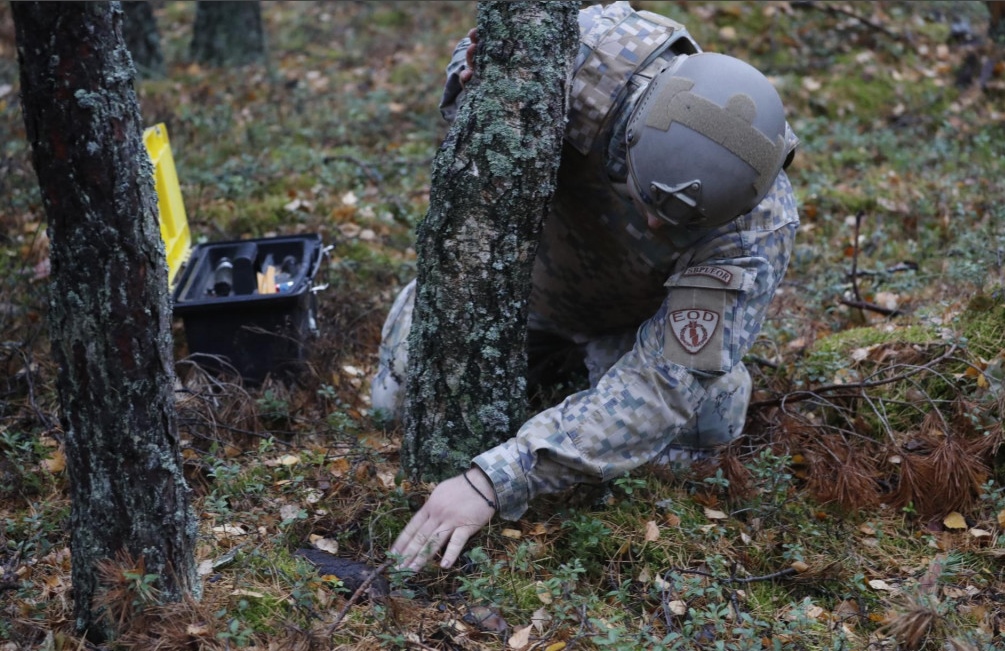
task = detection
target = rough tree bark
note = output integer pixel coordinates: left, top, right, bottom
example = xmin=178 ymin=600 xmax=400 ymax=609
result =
xmin=402 ymin=2 xmax=579 ymax=481
xmin=12 ymin=2 xmax=198 ymax=640
xmin=190 ymin=0 xmax=266 ymax=67
xmin=122 ymin=1 xmax=164 ymax=79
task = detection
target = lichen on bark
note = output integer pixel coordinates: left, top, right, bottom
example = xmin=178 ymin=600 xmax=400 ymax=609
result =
xmin=12 ymin=1 xmax=198 ymax=640
xmin=402 ymin=2 xmax=580 ymax=482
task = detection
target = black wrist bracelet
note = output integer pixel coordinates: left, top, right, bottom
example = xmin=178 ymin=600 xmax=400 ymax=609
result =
xmin=463 ymin=470 xmax=497 ymax=510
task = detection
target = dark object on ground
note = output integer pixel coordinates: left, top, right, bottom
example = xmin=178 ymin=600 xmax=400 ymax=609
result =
xmin=294 ymin=548 xmax=390 ymax=599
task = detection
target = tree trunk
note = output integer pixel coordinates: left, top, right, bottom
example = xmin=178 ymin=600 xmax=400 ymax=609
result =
xmin=989 ymin=1 xmax=1004 ymax=46
xmin=402 ymin=1 xmax=579 ymax=481
xmin=122 ymin=1 xmax=164 ymax=79
xmin=190 ymin=0 xmax=266 ymax=67
xmin=12 ymin=2 xmax=198 ymax=640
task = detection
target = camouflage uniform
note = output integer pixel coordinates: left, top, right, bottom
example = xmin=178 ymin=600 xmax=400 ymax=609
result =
xmin=371 ymin=1 xmax=800 ymax=521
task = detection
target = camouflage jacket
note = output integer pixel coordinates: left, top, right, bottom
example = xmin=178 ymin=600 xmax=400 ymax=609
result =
xmin=439 ymin=1 xmax=800 ymax=520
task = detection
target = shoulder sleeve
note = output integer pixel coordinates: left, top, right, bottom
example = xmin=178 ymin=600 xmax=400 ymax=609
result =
xmin=439 ymin=36 xmax=472 ymax=122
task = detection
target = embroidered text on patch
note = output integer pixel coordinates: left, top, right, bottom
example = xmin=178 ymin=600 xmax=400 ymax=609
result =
xmin=670 ymin=309 xmax=720 ymax=354
xmin=683 ymin=266 xmax=734 ymax=284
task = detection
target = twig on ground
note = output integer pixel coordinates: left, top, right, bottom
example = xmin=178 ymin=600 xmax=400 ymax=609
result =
xmin=791 ymin=1 xmax=906 ymax=42
xmin=324 ymin=559 xmax=393 ymax=635
xmin=670 ymin=566 xmax=799 ymax=584
xmin=838 ymin=298 xmax=905 ymax=317
xmin=750 ymin=344 xmax=958 ymax=410
xmin=322 ymin=154 xmax=383 ymax=183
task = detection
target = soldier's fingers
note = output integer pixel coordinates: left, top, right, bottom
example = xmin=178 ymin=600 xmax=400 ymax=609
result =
xmin=440 ymin=526 xmax=474 ymax=569
xmin=404 ymin=524 xmax=446 ymax=571
xmin=390 ymin=511 xmax=431 ymax=566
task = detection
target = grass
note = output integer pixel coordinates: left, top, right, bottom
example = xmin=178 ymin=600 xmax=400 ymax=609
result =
xmin=1 ymin=1 xmax=1004 ymax=649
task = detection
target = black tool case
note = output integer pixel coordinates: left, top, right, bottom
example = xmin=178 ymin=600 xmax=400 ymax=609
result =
xmin=171 ymin=234 xmax=324 ymax=385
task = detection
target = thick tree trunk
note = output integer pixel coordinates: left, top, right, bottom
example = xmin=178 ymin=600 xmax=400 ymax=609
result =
xmin=190 ymin=0 xmax=266 ymax=67
xmin=12 ymin=2 xmax=198 ymax=640
xmin=402 ymin=2 xmax=579 ymax=481
xmin=122 ymin=1 xmax=164 ymax=79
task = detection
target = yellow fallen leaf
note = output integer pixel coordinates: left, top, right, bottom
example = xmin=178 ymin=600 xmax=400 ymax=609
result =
xmin=791 ymin=561 xmax=810 ymax=573
xmin=42 ymin=449 xmax=65 ymax=473
xmin=644 ymin=520 xmax=660 ymax=542
xmin=704 ymin=507 xmax=728 ymax=520
xmin=502 ymin=528 xmax=523 ymax=540
xmin=279 ymin=454 xmax=301 ymax=466
xmin=509 ymin=624 xmax=532 ymax=649
xmin=529 ymin=522 xmax=557 ymax=536
xmin=997 ymin=509 xmax=1005 ymax=528
xmin=329 ymin=457 xmax=351 ymax=476
xmin=544 ymin=643 xmax=566 ymax=651
xmin=943 ymin=512 xmax=967 ymax=530
xmin=535 ymin=581 xmax=553 ymax=604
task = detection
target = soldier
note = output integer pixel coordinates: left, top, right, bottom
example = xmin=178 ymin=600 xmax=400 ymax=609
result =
xmin=375 ymin=1 xmax=800 ymax=571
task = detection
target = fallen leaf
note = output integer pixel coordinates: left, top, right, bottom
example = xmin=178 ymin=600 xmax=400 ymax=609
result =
xmin=467 ymin=606 xmax=508 ymax=633
xmin=42 ymin=448 xmax=65 ymax=473
xmin=509 ymin=624 xmax=532 ymax=649
xmin=943 ymin=512 xmax=967 ymax=530
xmin=279 ymin=454 xmax=301 ymax=466
xmin=668 ymin=600 xmax=687 ymax=616
xmin=868 ymin=579 xmax=893 ymax=591
xmin=704 ymin=507 xmax=728 ymax=520
xmin=197 ymin=559 xmax=214 ymax=576
xmin=376 ymin=470 xmax=397 ymax=489
xmin=231 ymin=589 xmax=264 ymax=598
xmin=338 ymin=223 xmax=362 ymax=238
xmin=535 ymin=581 xmax=552 ymax=604
xmin=329 ymin=457 xmax=351 ymax=476
xmin=532 ymin=607 xmax=551 ymax=633
xmin=644 ymin=520 xmax=660 ymax=541
xmin=791 ymin=561 xmax=810 ymax=573
xmin=544 ymin=643 xmax=566 ymax=651
xmin=279 ymin=503 xmax=302 ymax=521
xmin=663 ymin=512 xmax=681 ymax=527
xmin=309 ymin=535 xmax=339 ymax=554
xmin=187 ymin=623 xmax=210 ymax=636
xmin=529 ymin=522 xmax=557 ymax=536
xmin=997 ymin=509 xmax=1005 ymax=528
xmin=502 ymin=528 xmax=523 ymax=539
xmin=212 ymin=524 xmax=247 ymax=538
xmin=969 ymin=528 xmax=992 ymax=538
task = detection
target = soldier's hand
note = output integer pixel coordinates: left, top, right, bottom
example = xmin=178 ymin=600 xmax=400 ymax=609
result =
xmin=459 ymin=28 xmax=478 ymax=87
xmin=390 ymin=467 xmax=496 ymax=571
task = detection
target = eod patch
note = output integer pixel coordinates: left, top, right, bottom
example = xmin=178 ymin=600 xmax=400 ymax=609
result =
xmin=662 ymin=264 xmax=750 ymax=371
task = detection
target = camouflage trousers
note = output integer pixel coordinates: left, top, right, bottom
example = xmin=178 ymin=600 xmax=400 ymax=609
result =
xmin=370 ymin=279 xmax=751 ymax=460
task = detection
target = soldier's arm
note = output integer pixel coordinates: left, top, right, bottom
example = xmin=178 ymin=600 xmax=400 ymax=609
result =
xmin=474 ymin=173 xmax=799 ymax=521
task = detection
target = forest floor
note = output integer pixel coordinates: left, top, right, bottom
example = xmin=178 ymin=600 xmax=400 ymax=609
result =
xmin=1 ymin=2 xmax=1004 ymax=650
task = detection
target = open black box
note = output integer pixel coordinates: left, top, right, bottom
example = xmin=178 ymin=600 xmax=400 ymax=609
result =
xmin=171 ymin=234 xmax=324 ymax=385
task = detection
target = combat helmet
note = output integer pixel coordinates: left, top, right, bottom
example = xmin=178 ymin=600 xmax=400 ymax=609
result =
xmin=625 ymin=52 xmax=788 ymax=229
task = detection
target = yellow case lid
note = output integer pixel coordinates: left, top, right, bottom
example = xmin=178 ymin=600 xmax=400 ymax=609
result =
xmin=143 ymin=123 xmax=191 ymax=286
